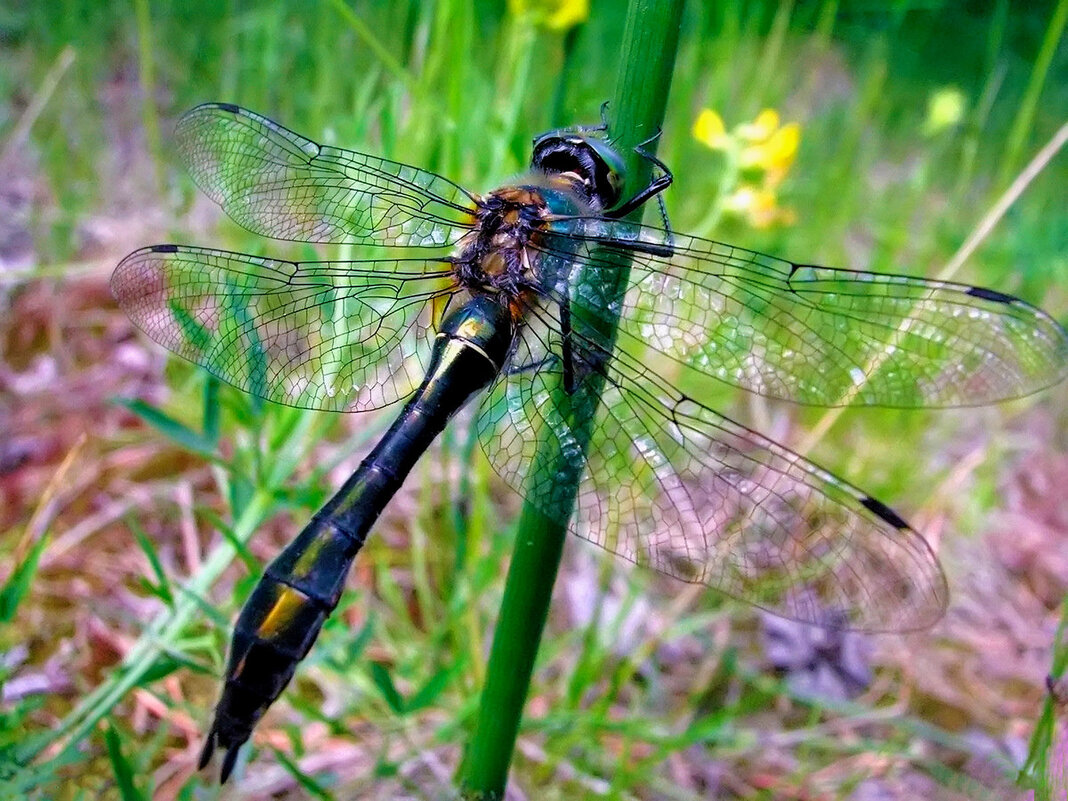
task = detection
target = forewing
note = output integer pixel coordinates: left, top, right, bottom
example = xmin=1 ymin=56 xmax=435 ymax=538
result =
xmin=539 ymin=222 xmax=1068 ymax=408
xmin=112 ymin=245 xmax=457 ymax=411
xmin=175 ymin=103 xmax=477 ymax=247
xmin=478 ymin=301 xmax=947 ymax=632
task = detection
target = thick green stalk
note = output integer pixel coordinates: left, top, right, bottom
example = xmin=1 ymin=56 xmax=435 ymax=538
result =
xmin=459 ymin=2 xmax=684 ymax=798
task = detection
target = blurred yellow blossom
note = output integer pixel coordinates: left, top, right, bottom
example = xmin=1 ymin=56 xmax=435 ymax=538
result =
xmin=736 ymin=108 xmax=780 ymax=142
xmin=693 ymin=109 xmax=729 ymax=150
xmin=508 ymin=0 xmax=589 ymax=30
xmin=723 ymin=185 xmax=768 ymax=216
xmin=758 ymin=121 xmax=800 ymax=174
xmin=924 ymin=87 xmax=966 ymax=136
xmin=723 ymin=186 xmax=796 ymax=229
xmin=694 ymin=107 xmax=802 ymax=230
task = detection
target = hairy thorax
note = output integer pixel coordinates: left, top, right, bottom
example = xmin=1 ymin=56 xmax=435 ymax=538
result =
xmin=452 ymin=177 xmax=592 ymax=302
xmin=451 ymin=186 xmax=549 ymax=296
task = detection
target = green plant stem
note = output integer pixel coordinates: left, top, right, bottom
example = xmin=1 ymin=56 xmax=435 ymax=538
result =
xmin=997 ymin=0 xmax=1067 ymax=189
xmin=459 ymin=2 xmax=684 ymax=797
xmin=1019 ymin=594 xmax=1068 ymax=799
xmin=132 ymin=0 xmax=160 ymax=190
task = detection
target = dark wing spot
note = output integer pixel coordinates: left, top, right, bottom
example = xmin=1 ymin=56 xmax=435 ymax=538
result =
xmin=152 ymin=244 xmax=179 ymax=253
xmin=860 ymin=495 xmax=910 ymax=530
xmin=217 ymin=102 xmax=241 ymax=114
xmin=966 ymin=286 xmax=1015 ymax=304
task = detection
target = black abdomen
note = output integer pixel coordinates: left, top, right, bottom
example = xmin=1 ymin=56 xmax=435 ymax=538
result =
xmin=200 ymin=296 xmax=515 ymax=781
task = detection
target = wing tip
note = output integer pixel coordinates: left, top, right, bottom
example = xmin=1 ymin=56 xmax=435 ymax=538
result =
xmin=182 ymin=101 xmax=243 ymax=119
xmin=855 ymin=495 xmax=950 ymax=632
xmin=111 ymin=245 xmax=175 ymax=307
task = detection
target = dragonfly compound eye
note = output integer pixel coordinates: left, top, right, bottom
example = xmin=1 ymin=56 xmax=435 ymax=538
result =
xmin=531 ymin=133 xmax=623 ymax=212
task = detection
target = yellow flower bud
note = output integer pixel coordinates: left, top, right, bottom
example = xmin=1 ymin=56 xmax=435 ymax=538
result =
xmin=508 ymin=0 xmax=589 ymax=30
xmin=693 ymin=109 xmax=729 ymax=150
xmin=924 ymin=87 xmax=966 ymax=136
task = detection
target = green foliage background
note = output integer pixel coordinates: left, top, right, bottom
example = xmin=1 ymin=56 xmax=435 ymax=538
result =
xmin=1 ymin=1 xmax=1065 ymax=799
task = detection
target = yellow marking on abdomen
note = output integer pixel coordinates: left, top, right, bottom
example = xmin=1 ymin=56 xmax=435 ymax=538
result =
xmin=290 ymin=535 xmax=327 ymax=579
xmin=256 ymin=585 xmax=311 ymax=639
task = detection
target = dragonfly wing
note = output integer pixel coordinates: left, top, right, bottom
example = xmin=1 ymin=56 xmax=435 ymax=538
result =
xmin=175 ymin=103 xmax=477 ymax=247
xmin=477 ymin=301 xmax=947 ymax=632
xmin=541 ymin=222 xmax=1068 ymax=407
xmin=112 ymin=245 xmax=457 ymax=411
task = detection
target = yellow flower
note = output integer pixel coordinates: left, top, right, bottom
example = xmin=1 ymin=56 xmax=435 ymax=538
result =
xmin=924 ymin=87 xmax=966 ymax=136
xmin=736 ymin=108 xmax=780 ymax=143
xmin=693 ymin=107 xmax=802 ymax=231
xmin=723 ymin=185 xmax=761 ymax=212
xmin=696 ymin=108 xmax=800 ymax=176
xmin=762 ymin=121 xmax=800 ymax=173
xmin=693 ymin=109 xmax=729 ymax=150
xmin=508 ymin=0 xmax=589 ymax=30
xmin=724 ymin=185 xmax=770 ymax=226
xmin=723 ymin=185 xmax=795 ymax=229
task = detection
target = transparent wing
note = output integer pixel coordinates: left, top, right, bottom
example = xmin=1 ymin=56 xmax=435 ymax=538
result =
xmin=175 ymin=103 xmax=478 ymax=247
xmin=477 ymin=299 xmax=948 ymax=632
xmin=112 ymin=245 xmax=458 ymax=412
xmin=534 ymin=221 xmax=1068 ymax=408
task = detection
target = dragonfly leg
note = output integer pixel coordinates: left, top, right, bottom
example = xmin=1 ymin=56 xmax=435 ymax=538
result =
xmin=606 ymin=175 xmax=672 ymax=219
xmin=606 ymin=133 xmax=674 ymax=222
xmin=505 ymin=351 xmax=560 ymax=377
xmin=559 ymin=294 xmax=576 ymax=394
xmin=637 ymin=137 xmax=675 ymax=236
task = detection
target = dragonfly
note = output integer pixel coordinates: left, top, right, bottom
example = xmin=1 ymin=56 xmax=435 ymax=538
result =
xmin=112 ymin=103 xmax=1068 ymax=782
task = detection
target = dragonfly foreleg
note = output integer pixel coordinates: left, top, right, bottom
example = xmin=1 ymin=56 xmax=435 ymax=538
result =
xmin=605 ymin=130 xmax=674 ymax=229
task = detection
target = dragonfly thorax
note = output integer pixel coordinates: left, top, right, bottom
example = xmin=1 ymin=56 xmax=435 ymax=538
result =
xmin=453 ymin=185 xmax=557 ymax=298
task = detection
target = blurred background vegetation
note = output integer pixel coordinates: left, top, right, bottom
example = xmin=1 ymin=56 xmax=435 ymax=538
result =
xmin=1 ymin=0 xmax=1066 ymax=798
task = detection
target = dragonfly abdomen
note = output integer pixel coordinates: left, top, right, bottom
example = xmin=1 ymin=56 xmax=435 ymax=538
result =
xmin=201 ymin=295 xmax=516 ymax=781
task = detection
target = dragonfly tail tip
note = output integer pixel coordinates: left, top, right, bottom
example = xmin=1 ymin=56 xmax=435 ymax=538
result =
xmin=220 ymin=745 xmax=241 ymax=784
xmin=197 ymin=731 xmax=216 ymax=771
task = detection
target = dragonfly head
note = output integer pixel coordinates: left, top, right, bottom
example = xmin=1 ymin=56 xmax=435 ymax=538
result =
xmin=531 ymin=132 xmax=625 ymax=213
